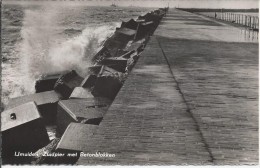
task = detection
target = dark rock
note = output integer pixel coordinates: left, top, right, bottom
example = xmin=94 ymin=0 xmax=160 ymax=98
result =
xmin=54 ymin=70 xmax=84 ymax=99
xmin=6 ymin=91 xmax=62 ymax=124
xmin=56 ymin=98 xmax=111 ymax=136
xmin=1 ymin=102 xmax=50 ymax=164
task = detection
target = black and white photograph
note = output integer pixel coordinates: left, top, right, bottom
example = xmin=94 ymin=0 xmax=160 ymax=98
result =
xmin=0 ymin=0 xmax=259 ymax=166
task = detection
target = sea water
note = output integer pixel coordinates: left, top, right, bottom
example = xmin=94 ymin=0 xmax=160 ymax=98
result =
xmin=1 ymin=2 xmax=153 ymax=106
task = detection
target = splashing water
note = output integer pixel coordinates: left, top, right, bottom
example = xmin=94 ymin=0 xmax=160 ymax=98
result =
xmin=1 ymin=5 xmax=118 ymax=106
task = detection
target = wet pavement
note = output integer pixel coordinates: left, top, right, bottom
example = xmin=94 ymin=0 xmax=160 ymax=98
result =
xmin=76 ymin=9 xmax=258 ymax=165
xmin=157 ymin=10 xmax=258 ymax=43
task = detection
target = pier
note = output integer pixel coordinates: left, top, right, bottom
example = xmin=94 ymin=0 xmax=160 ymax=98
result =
xmin=74 ymin=9 xmax=258 ymax=165
xmin=1 ymin=7 xmax=258 ymax=165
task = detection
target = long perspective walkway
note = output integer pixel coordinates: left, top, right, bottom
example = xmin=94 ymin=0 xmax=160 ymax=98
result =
xmin=69 ymin=9 xmax=258 ymax=165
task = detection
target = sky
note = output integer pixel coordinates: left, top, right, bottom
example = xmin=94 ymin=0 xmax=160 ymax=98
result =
xmin=2 ymin=0 xmax=259 ymax=9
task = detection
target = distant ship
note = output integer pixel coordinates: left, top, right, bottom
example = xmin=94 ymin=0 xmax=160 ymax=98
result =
xmin=111 ymin=3 xmax=117 ymax=7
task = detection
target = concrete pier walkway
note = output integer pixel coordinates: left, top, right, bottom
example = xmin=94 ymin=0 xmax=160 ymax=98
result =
xmin=74 ymin=9 xmax=258 ymax=165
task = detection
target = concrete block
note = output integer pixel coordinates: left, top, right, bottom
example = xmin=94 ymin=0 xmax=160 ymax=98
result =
xmin=91 ymin=76 xmax=123 ymax=100
xmin=80 ymin=66 xmax=122 ymax=89
xmin=120 ymin=19 xmax=138 ymax=30
xmin=35 ymin=71 xmax=69 ymax=93
xmin=135 ymin=21 xmax=155 ymax=39
xmin=100 ymin=57 xmax=128 ymax=73
xmin=115 ymin=27 xmax=136 ymax=37
xmin=98 ymin=65 xmax=122 ymax=76
xmin=91 ymin=46 xmax=112 ymax=62
xmin=126 ymin=54 xmax=139 ymax=72
xmin=56 ymin=98 xmax=111 ymax=136
xmin=125 ymin=42 xmax=145 ymax=52
xmin=6 ymin=91 xmax=62 ymax=124
xmin=1 ymin=102 xmax=49 ymax=164
xmin=104 ymin=39 xmax=127 ymax=57
xmin=54 ymin=70 xmax=84 ymax=99
xmin=69 ymin=87 xmax=94 ymax=99
xmin=88 ymin=65 xmax=102 ymax=74
xmin=80 ymin=74 xmax=97 ymax=89
xmin=119 ymin=50 xmax=135 ymax=59
xmin=55 ymin=123 xmax=98 ymax=164
xmin=139 ymin=13 xmax=161 ymax=24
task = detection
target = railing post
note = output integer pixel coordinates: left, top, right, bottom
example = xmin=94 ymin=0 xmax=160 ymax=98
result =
xmin=253 ymin=17 xmax=255 ymax=29
xmin=256 ymin=17 xmax=259 ymax=29
xmin=249 ymin=16 xmax=251 ymax=28
xmin=248 ymin=16 xmax=249 ymax=27
xmin=255 ymin=16 xmax=257 ymax=29
xmin=245 ymin=16 xmax=247 ymax=26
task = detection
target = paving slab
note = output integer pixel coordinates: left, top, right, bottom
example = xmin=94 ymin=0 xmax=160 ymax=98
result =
xmin=76 ymin=35 xmax=212 ymax=165
xmin=155 ymin=9 xmax=258 ymax=164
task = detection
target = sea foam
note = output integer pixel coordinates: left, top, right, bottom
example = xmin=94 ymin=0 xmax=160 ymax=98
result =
xmin=2 ymin=5 xmax=117 ymax=106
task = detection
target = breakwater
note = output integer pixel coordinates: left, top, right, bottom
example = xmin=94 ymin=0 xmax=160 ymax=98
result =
xmin=1 ymin=7 xmax=168 ymax=165
xmin=65 ymin=8 xmax=257 ymax=165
